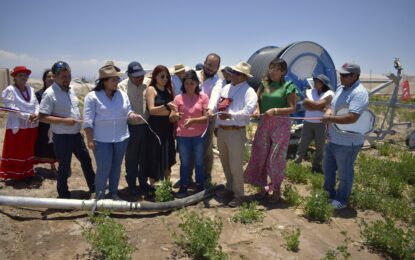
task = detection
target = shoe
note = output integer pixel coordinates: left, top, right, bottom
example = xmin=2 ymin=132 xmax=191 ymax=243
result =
xmin=176 ymin=187 xmax=188 ymax=199
xmin=110 ymin=193 xmax=122 ymax=201
xmin=128 ymin=186 xmax=140 ymax=196
xmin=216 ymin=189 xmax=234 ymax=200
xmin=268 ymin=192 xmax=281 ymax=203
xmin=195 ymin=184 xmax=205 ymax=193
xmin=331 ymin=200 xmax=347 ymax=210
xmin=311 ymin=165 xmax=323 ymax=174
xmin=293 ymin=155 xmax=302 ymax=164
xmin=228 ymin=197 xmax=244 ymax=208
xmin=172 ymin=179 xmax=181 ymax=189
xmin=252 ymin=190 xmax=268 ymax=200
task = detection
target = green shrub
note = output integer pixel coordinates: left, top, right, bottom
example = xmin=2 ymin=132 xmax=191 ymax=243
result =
xmin=304 ymin=190 xmax=333 ymax=223
xmin=282 ymin=184 xmax=302 ymax=207
xmin=174 ymin=211 xmax=227 ymax=260
xmin=361 ymin=218 xmax=415 ymax=260
xmin=286 ymin=162 xmax=309 ymax=184
xmin=283 ymin=228 xmax=301 ymax=252
xmin=231 ymin=201 xmax=265 ymax=224
xmin=155 ymin=179 xmax=174 ymax=202
xmin=82 ymin=212 xmax=133 ymax=260
xmin=310 ymin=174 xmax=324 ymax=190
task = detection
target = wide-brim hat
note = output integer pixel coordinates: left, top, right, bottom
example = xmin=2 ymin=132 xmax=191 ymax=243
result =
xmin=11 ymin=66 xmax=31 ymax=77
xmin=313 ymin=74 xmax=332 ymax=89
xmin=170 ymin=64 xmax=186 ymax=74
xmin=103 ymin=60 xmax=121 ymax=72
xmin=98 ymin=64 xmax=123 ymax=80
xmin=231 ymin=61 xmax=253 ymax=78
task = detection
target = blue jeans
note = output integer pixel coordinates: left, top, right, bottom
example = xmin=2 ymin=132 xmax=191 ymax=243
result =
xmin=53 ymin=133 xmax=95 ymax=198
xmin=93 ymin=139 xmax=128 ymax=198
xmin=177 ymin=135 xmax=205 ymax=188
xmin=323 ymin=142 xmax=362 ymax=204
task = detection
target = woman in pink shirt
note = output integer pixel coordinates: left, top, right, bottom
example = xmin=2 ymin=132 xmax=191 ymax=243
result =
xmin=173 ymin=70 xmax=209 ymax=198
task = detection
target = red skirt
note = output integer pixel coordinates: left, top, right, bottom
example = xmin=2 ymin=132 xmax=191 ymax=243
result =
xmin=0 ymin=127 xmax=38 ymax=180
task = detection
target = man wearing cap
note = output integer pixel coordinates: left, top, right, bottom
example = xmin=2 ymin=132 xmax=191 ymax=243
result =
xmin=294 ymin=74 xmax=334 ymax=173
xmin=39 ymin=61 xmax=95 ymax=199
xmin=171 ymin=64 xmax=186 ymax=96
xmin=210 ymin=61 xmax=258 ymax=207
xmin=118 ymin=61 xmax=152 ymax=196
xmin=322 ymin=62 xmax=369 ymax=210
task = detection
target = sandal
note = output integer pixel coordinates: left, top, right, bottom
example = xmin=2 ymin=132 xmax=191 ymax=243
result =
xmin=268 ymin=192 xmax=281 ymax=203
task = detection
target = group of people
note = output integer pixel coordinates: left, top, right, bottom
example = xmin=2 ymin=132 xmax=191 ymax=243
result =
xmin=1 ymin=55 xmax=368 ymax=209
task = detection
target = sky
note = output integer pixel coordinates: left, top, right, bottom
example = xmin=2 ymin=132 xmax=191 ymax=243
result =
xmin=1 ymin=0 xmax=414 ymax=79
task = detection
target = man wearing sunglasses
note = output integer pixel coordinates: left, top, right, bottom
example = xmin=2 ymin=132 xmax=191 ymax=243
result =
xmin=321 ymin=62 xmax=369 ymax=210
xmin=39 ymin=61 xmax=96 ymax=199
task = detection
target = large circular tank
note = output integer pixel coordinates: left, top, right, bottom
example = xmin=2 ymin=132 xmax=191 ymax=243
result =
xmin=247 ymin=41 xmax=337 ymax=95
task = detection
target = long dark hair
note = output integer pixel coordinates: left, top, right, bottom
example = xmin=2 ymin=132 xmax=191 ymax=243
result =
xmin=42 ymin=69 xmax=52 ymax=90
xmin=149 ymin=65 xmax=173 ymax=99
xmin=180 ymin=70 xmax=200 ymax=95
xmin=263 ymin=58 xmax=288 ymax=86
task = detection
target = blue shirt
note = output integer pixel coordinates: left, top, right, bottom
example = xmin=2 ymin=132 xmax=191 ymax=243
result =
xmin=39 ymin=82 xmax=82 ymax=134
xmin=83 ymin=90 xmax=132 ymax=143
xmin=328 ymin=80 xmax=369 ymax=146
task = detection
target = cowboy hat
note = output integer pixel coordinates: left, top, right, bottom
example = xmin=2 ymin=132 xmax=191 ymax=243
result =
xmin=170 ymin=64 xmax=186 ymax=74
xmin=11 ymin=66 xmax=32 ymax=77
xmin=98 ymin=64 xmax=123 ymax=80
xmin=231 ymin=61 xmax=253 ymax=78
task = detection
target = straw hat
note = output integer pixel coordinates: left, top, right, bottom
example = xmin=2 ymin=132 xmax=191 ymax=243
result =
xmin=98 ymin=64 xmax=123 ymax=80
xmin=170 ymin=64 xmax=186 ymax=74
xmin=231 ymin=61 xmax=253 ymax=78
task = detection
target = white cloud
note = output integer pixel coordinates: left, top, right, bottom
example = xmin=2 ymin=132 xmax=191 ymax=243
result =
xmin=0 ymin=50 xmax=154 ymax=80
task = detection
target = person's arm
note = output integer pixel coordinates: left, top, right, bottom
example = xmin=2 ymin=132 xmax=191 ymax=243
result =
xmin=146 ymin=86 xmax=171 ymax=116
xmin=304 ymin=95 xmax=333 ymax=111
xmin=230 ymin=88 xmax=258 ymax=120
xmin=84 ymin=127 xmax=94 ymax=150
xmin=183 ymin=95 xmax=208 ymax=128
xmin=322 ymin=90 xmax=368 ymax=124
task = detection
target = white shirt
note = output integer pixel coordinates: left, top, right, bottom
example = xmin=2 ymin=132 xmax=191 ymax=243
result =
xmin=83 ymin=90 xmax=132 ymax=143
xmin=171 ymin=74 xmax=182 ymax=96
xmin=196 ymin=70 xmax=223 ymax=110
xmin=212 ymin=81 xmax=258 ymax=126
xmin=39 ymin=83 xmax=81 ymax=134
xmin=2 ymin=85 xmax=39 ymax=133
xmin=304 ymin=89 xmax=334 ymax=123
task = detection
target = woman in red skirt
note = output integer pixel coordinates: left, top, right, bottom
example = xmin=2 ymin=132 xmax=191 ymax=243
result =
xmin=0 ymin=66 xmax=39 ymax=180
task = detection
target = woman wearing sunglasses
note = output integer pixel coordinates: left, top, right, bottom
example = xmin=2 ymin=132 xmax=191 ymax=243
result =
xmin=146 ymin=65 xmax=178 ymax=185
xmin=244 ymin=58 xmax=298 ymax=203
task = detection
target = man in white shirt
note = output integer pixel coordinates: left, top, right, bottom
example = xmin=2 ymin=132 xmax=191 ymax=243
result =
xmin=118 ymin=61 xmax=153 ymax=196
xmin=209 ymin=61 xmax=258 ymax=207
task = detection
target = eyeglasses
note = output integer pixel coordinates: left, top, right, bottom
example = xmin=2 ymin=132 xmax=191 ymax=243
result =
xmin=52 ymin=61 xmax=70 ymax=74
xmin=340 ymin=73 xmax=353 ymax=78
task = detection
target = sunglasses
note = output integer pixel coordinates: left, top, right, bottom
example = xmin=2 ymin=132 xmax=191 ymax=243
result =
xmin=340 ymin=73 xmax=353 ymax=78
xmin=160 ymin=75 xmax=170 ymax=79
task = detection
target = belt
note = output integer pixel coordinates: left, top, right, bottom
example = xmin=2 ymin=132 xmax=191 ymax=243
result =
xmin=218 ymin=125 xmax=246 ymax=130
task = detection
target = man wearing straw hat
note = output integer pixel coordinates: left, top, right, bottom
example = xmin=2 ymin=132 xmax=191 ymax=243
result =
xmin=118 ymin=61 xmax=153 ymax=196
xmin=171 ymin=64 xmax=186 ymax=96
xmin=39 ymin=61 xmax=95 ymax=199
xmin=210 ymin=61 xmax=258 ymax=207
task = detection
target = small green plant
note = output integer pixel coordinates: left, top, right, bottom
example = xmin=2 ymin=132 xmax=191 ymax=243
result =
xmin=282 ymin=184 xmax=302 ymax=207
xmin=174 ymin=211 xmax=227 ymax=260
xmin=304 ymin=189 xmax=333 ymax=223
xmin=155 ymin=179 xmax=174 ymax=202
xmin=361 ymin=218 xmax=415 ymax=259
xmin=231 ymin=201 xmax=265 ymax=224
xmin=283 ymin=228 xmax=301 ymax=252
xmin=286 ymin=162 xmax=309 ymax=184
xmin=82 ymin=212 xmax=133 ymax=260
xmin=321 ymin=230 xmax=351 ymax=260
xmin=309 ymin=174 xmax=324 ymax=190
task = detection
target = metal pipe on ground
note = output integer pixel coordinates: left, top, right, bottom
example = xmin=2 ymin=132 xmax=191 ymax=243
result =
xmin=0 ymin=185 xmax=224 ymax=212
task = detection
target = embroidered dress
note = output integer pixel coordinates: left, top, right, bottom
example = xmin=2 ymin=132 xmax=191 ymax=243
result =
xmin=0 ymin=85 xmax=39 ymax=180
xmin=244 ymin=80 xmax=297 ymax=193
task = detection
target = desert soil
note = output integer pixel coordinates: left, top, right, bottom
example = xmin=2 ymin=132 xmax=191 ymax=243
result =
xmin=1 ymin=113 xmax=408 ymax=260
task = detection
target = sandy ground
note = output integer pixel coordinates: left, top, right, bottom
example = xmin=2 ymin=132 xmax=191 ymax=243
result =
xmin=0 ymin=113 xmax=400 ymax=260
